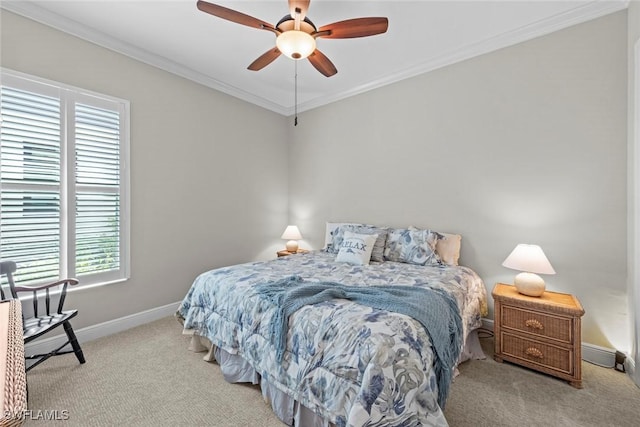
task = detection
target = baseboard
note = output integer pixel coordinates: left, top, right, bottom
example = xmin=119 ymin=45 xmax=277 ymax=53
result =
xmin=626 ymin=356 xmax=636 ymax=381
xmin=479 ymin=318 xmax=620 ymax=368
xmin=24 ymin=301 xmax=181 ymax=356
xmin=582 ymin=343 xmax=618 ymax=368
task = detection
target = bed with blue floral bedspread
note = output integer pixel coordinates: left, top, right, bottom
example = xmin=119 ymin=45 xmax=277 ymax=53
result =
xmin=177 ymin=250 xmax=487 ymax=427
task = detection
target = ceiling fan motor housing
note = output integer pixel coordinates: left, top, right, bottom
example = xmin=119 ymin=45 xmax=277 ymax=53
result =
xmin=276 ymin=15 xmax=317 ymax=33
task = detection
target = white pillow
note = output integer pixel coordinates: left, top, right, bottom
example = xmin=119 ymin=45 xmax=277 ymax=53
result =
xmin=335 ymin=231 xmax=378 ymax=265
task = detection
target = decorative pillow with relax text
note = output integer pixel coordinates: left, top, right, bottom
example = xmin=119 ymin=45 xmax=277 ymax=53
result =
xmin=330 ymin=224 xmax=388 ymax=262
xmin=335 ymin=231 xmax=378 ymax=265
xmin=383 ymin=228 xmax=441 ymax=266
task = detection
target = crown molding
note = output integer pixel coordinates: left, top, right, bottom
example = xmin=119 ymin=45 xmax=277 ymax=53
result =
xmin=2 ymin=1 xmax=629 ymax=117
xmin=0 ymin=1 xmax=290 ymax=115
xmin=292 ymin=0 xmax=630 ymax=115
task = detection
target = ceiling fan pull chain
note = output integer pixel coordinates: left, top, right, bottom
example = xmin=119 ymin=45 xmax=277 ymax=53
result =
xmin=294 ymin=60 xmax=298 ymax=126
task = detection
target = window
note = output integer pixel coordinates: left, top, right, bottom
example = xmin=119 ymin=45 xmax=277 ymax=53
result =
xmin=1 ymin=70 xmax=130 ymax=287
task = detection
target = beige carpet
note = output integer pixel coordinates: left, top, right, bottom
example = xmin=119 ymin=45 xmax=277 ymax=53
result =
xmin=22 ymin=317 xmax=640 ymax=426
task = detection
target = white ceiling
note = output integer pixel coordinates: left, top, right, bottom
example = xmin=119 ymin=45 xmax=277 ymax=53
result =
xmin=1 ymin=1 xmax=629 ymax=115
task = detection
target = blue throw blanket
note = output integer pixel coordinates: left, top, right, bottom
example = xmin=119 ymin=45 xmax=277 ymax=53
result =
xmin=253 ymin=275 xmax=462 ymax=408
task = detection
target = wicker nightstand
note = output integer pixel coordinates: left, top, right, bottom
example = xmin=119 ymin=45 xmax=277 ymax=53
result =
xmin=277 ymin=249 xmax=310 ymax=257
xmin=492 ymin=283 xmax=585 ymax=388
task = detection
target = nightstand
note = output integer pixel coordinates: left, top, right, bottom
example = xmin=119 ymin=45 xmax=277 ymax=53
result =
xmin=492 ymin=283 xmax=585 ymax=388
xmin=277 ymin=249 xmax=310 ymax=257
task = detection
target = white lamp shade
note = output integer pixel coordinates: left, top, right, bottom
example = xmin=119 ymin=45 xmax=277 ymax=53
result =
xmin=281 ymin=225 xmax=302 ymax=253
xmin=502 ymin=244 xmax=555 ymax=275
xmin=281 ymin=225 xmax=302 ymax=240
xmin=276 ymin=30 xmax=316 ymax=59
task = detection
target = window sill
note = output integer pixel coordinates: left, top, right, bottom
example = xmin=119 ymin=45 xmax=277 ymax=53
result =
xmin=68 ymin=277 xmax=129 ymax=293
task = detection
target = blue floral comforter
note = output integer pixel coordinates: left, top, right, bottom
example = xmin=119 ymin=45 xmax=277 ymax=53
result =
xmin=178 ymin=251 xmax=487 ymax=427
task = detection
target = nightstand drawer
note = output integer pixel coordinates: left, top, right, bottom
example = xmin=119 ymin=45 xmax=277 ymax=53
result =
xmin=501 ymin=306 xmax=573 ymax=344
xmin=501 ymin=332 xmax=573 ymax=375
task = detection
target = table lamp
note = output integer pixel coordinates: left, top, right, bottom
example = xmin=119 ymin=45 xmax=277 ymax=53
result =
xmin=281 ymin=225 xmax=302 ymax=253
xmin=502 ymin=243 xmax=556 ymax=297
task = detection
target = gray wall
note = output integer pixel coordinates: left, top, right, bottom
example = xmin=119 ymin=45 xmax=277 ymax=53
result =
xmin=0 ymin=9 xmax=633 ymax=353
xmin=289 ymin=11 xmax=629 ymax=350
xmin=628 ymin=1 xmax=640 ymax=383
xmin=1 ymin=11 xmax=289 ymax=329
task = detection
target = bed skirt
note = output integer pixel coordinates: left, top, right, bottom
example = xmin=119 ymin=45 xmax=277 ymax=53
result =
xmin=184 ymin=328 xmax=485 ymax=426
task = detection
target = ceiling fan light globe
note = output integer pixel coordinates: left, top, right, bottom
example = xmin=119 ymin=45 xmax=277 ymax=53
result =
xmin=276 ymin=30 xmax=316 ymax=60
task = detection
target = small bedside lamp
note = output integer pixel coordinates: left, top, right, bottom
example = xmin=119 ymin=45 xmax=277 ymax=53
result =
xmin=502 ymin=244 xmax=556 ymax=297
xmin=281 ymin=225 xmax=302 ymax=253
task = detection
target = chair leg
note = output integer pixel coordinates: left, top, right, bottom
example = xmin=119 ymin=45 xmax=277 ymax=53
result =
xmin=63 ymin=321 xmax=85 ymax=364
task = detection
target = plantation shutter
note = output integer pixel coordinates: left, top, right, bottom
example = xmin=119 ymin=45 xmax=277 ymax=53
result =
xmin=1 ymin=71 xmax=129 ymax=288
xmin=0 ymin=85 xmax=62 ymax=284
xmin=74 ymin=103 xmax=121 ymax=275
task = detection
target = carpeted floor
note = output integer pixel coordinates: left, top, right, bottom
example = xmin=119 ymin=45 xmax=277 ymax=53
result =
xmin=22 ymin=317 xmax=640 ymax=426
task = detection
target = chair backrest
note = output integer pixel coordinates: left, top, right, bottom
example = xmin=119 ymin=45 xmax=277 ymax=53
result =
xmin=0 ymin=260 xmax=79 ymax=317
xmin=0 ymin=260 xmax=18 ymax=301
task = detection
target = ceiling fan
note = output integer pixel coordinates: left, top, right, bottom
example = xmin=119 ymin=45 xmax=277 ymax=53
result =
xmin=196 ymin=0 xmax=389 ymax=77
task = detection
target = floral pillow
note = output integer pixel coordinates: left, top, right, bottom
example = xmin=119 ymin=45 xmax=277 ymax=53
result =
xmin=408 ymin=226 xmax=461 ymax=266
xmin=335 ymin=231 xmax=378 ymax=265
xmin=324 ymin=222 xmax=363 ymax=250
xmin=328 ymin=224 xmax=388 ymax=262
xmin=383 ymin=228 xmax=441 ymax=266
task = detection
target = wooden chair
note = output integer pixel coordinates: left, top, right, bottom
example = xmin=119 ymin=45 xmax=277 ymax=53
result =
xmin=0 ymin=260 xmax=86 ymax=371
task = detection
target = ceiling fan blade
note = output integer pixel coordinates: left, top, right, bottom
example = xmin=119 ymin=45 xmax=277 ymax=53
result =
xmin=316 ymin=17 xmax=388 ymax=39
xmin=289 ymin=0 xmax=310 ymax=20
xmin=308 ymin=49 xmax=337 ymax=77
xmin=197 ymin=0 xmax=275 ymax=32
xmin=247 ymin=47 xmax=282 ymax=71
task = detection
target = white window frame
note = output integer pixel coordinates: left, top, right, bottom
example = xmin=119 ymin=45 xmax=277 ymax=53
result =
xmin=1 ymin=68 xmax=130 ymax=288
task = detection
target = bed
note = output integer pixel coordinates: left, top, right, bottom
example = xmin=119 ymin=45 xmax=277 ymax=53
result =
xmin=177 ymin=225 xmax=487 ymax=427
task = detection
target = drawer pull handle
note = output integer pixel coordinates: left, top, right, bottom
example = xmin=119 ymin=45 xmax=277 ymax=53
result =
xmin=525 ymin=347 xmax=544 ymax=359
xmin=525 ymin=319 xmax=544 ymax=330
